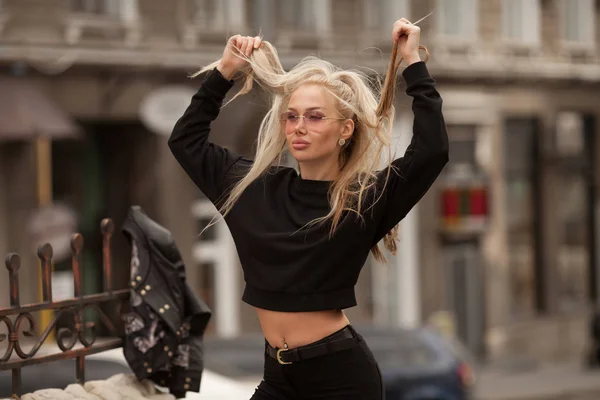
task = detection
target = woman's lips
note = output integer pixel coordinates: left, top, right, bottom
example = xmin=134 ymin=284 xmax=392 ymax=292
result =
xmin=292 ymin=140 xmax=310 ymax=150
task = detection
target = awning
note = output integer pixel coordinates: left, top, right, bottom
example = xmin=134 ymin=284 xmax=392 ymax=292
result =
xmin=0 ymin=78 xmax=83 ymax=140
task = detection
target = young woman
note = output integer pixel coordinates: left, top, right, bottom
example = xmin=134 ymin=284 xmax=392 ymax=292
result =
xmin=169 ymin=18 xmax=448 ymax=400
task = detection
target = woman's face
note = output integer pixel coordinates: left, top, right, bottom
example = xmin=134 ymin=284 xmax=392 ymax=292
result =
xmin=282 ymin=83 xmax=354 ymax=165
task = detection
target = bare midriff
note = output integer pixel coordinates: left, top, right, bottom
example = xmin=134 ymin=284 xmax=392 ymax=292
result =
xmin=256 ymin=307 xmax=350 ymax=349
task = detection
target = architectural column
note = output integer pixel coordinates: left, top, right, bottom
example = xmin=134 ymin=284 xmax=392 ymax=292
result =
xmin=120 ymin=0 xmax=141 ymax=47
xmin=226 ymin=0 xmax=246 ymax=31
xmin=383 ymin=0 xmax=409 ymax=27
xmin=191 ymin=200 xmax=240 ymax=338
xmin=253 ymin=0 xmax=275 ymax=40
xmin=312 ymin=0 xmax=332 ymax=33
xmin=120 ymin=0 xmax=139 ymax=22
xmin=393 ymin=112 xmax=421 ymax=328
xmin=312 ymin=0 xmax=332 ymax=49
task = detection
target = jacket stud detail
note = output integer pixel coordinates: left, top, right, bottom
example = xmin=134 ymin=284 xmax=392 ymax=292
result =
xmin=164 ymin=346 xmax=169 ymax=351
xmin=168 ymin=351 xmax=173 ymax=357
xmin=185 ymin=377 xmax=191 ymax=383
xmin=147 ymin=368 xmax=152 ymax=373
xmin=164 ymin=304 xmax=170 ymax=310
xmin=159 ymin=308 xmax=165 ymax=314
xmin=140 ymin=290 xmax=146 ymax=295
xmin=136 ymin=275 xmax=142 ymax=281
xmin=184 ymin=384 xmax=190 ymax=390
xmin=145 ymin=285 xmax=151 ymax=290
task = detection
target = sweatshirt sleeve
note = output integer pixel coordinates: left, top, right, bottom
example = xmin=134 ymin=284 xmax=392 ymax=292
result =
xmin=168 ymin=68 xmax=248 ymax=205
xmin=372 ymin=61 xmax=449 ymax=245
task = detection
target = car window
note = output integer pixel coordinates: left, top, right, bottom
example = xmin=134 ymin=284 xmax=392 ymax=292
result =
xmin=367 ymin=333 xmax=439 ymax=368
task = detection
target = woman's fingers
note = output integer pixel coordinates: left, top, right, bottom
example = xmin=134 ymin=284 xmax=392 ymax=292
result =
xmin=230 ymin=34 xmax=242 ymax=49
xmin=393 ymin=19 xmax=420 ymax=43
xmin=244 ymin=36 xmax=256 ymax=56
xmin=226 ymin=34 xmax=262 ymax=59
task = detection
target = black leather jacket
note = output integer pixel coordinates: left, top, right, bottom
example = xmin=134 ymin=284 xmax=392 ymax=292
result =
xmin=120 ymin=205 xmax=211 ymax=398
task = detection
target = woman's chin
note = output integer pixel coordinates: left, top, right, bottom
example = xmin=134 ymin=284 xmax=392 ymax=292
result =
xmin=289 ymin=150 xmax=315 ymax=163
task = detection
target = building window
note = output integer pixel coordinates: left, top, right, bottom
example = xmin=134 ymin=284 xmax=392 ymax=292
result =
xmin=502 ymin=0 xmax=540 ymax=45
xmin=503 ymin=118 xmax=541 ymax=318
xmin=436 ymin=0 xmax=478 ymax=39
xmin=554 ymin=112 xmax=592 ymax=310
xmin=559 ymin=0 xmax=595 ymax=45
xmin=556 ymin=175 xmax=590 ymax=309
xmin=445 ymin=124 xmax=478 ymax=176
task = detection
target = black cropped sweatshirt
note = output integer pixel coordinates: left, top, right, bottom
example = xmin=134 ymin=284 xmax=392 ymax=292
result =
xmin=168 ymin=61 xmax=449 ymax=312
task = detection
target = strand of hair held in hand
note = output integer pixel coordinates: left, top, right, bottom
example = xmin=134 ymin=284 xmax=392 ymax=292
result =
xmin=375 ymin=41 xmax=429 ymax=120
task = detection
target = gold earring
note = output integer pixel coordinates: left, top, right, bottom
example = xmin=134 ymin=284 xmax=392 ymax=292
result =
xmin=338 ymin=138 xmax=346 ymax=146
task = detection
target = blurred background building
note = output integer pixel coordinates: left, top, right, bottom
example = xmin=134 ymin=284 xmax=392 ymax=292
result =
xmin=0 ymin=0 xmax=599 ymax=367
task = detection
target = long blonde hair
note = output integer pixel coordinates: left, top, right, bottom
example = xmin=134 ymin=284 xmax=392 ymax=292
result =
xmin=192 ymin=39 xmax=410 ymax=263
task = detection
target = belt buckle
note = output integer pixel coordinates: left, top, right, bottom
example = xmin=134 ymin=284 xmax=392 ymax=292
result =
xmin=276 ymin=348 xmax=292 ymax=365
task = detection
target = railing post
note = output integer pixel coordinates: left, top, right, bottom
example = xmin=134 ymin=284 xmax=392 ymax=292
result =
xmin=70 ymin=234 xmax=84 ymax=299
xmin=101 ymin=219 xmax=114 ymax=294
xmin=38 ymin=244 xmax=53 ymax=304
xmin=70 ymin=233 xmax=86 ymax=384
xmin=12 ymin=367 xmax=21 ymax=399
xmin=5 ymin=254 xmax=22 ymax=398
xmin=5 ymin=254 xmax=20 ymax=308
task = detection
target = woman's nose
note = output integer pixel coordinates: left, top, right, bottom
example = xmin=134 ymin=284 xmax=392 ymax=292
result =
xmin=295 ymin=116 xmax=307 ymax=133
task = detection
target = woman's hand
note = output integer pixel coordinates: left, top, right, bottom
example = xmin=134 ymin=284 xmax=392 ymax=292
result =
xmin=217 ymin=35 xmax=262 ymax=80
xmin=392 ymin=18 xmax=421 ymax=66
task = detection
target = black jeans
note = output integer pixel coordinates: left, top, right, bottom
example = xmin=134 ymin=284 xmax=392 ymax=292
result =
xmin=250 ymin=325 xmax=385 ymax=400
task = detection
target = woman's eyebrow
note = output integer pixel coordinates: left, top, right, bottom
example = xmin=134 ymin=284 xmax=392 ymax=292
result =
xmin=287 ymin=107 xmax=326 ymax=112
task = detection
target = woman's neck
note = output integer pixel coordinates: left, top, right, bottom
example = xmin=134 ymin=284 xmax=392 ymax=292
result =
xmin=298 ymin=158 xmax=340 ymax=181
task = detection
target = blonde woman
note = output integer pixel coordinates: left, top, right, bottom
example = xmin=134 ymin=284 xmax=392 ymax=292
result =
xmin=169 ymin=17 xmax=448 ymax=400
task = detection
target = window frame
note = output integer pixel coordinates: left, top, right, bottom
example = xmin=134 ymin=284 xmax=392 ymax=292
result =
xmin=558 ymin=0 xmax=596 ymax=50
xmin=501 ymin=0 xmax=541 ymax=48
xmin=435 ymin=0 xmax=479 ymax=44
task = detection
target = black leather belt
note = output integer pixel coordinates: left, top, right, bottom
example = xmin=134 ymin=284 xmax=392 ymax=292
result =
xmin=265 ymin=326 xmax=359 ymax=365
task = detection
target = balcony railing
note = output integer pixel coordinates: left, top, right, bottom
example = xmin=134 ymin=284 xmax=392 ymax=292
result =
xmin=0 ymin=0 xmax=598 ymax=80
xmin=65 ymin=0 xmax=142 ymax=47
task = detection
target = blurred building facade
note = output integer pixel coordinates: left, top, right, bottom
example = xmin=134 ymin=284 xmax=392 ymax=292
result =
xmin=0 ymin=0 xmax=599 ymax=365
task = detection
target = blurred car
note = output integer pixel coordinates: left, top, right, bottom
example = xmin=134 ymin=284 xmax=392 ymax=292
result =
xmin=358 ymin=325 xmax=476 ymax=400
xmin=202 ymin=324 xmax=477 ymax=400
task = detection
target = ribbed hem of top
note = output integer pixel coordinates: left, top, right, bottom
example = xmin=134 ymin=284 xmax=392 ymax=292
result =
xmin=402 ymin=61 xmax=431 ymax=86
xmin=242 ymin=284 xmax=357 ymax=312
xmin=200 ymin=67 xmax=235 ymax=98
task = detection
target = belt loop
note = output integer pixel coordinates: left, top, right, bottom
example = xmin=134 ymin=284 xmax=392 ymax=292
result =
xmin=347 ymin=324 xmax=357 ymax=337
xmin=348 ymin=324 xmax=361 ymax=342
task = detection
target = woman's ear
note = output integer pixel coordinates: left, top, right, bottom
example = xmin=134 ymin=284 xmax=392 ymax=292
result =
xmin=341 ymin=119 xmax=355 ymax=141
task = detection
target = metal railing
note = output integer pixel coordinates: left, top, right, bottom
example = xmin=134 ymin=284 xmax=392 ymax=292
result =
xmin=0 ymin=218 xmax=130 ymax=399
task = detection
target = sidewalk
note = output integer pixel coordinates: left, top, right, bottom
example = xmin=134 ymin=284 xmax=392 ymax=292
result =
xmin=475 ymin=361 xmax=600 ymax=400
